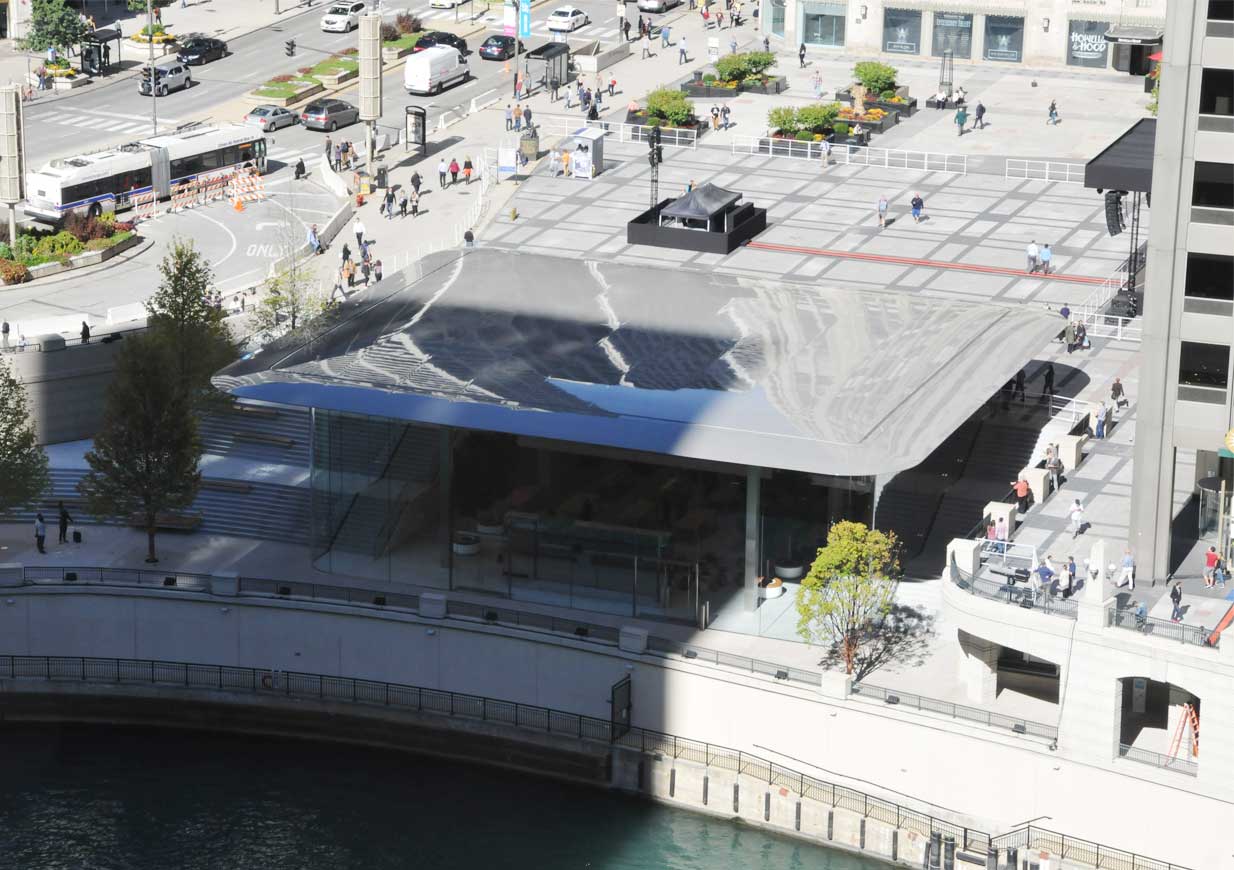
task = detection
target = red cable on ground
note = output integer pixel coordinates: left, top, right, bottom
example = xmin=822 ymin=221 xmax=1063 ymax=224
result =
xmin=745 ymin=241 xmax=1108 ymax=285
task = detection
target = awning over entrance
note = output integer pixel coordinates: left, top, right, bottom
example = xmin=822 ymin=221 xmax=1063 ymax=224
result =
xmin=1085 ymin=118 xmax=1156 ymax=193
xmin=215 ymin=251 xmax=1064 ymax=478
xmin=1103 ymin=25 xmax=1164 ymax=45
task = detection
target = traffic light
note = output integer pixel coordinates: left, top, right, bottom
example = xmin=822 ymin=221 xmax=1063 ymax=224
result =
xmin=285 ymin=39 xmax=296 ymax=57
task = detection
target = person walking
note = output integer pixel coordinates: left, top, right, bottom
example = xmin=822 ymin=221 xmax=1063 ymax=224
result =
xmin=383 ymin=188 xmax=395 ymax=220
xmin=974 ymin=100 xmax=986 ymax=129
xmin=438 ymin=158 xmax=448 ymax=188
xmin=679 ymin=36 xmax=688 ymax=64
xmin=1026 ymin=240 xmax=1040 ymax=273
xmin=730 ymin=35 xmax=737 ymax=54
xmin=662 ymin=24 xmax=672 ymax=48
xmin=1039 ymin=243 xmax=1053 ymax=275
xmin=464 ymin=228 xmax=475 ymax=248
xmin=763 ymin=35 xmax=770 ymax=52
xmin=513 ymin=102 xmax=522 ymax=132
xmin=373 ymin=259 xmax=383 ymax=283
xmin=80 ymin=322 xmax=90 ymax=344
xmin=637 ymin=13 xmax=645 ymax=36
xmin=910 ymin=192 xmax=924 ymax=223
xmin=343 ymin=257 xmax=356 ymax=289
xmin=1110 ymin=377 xmax=1129 ymax=410
xmin=1011 ymin=477 xmax=1032 ymax=514
xmin=609 ymin=77 xmax=617 ymax=97
xmin=1046 ymin=448 xmax=1063 ymax=493
xmin=1064 ymin=320 xmax=1078 ymax=354
xmin=359 ymin=258 xmax=370 ymax=287
xmin=877 ymin=195 xmax=888 ymax=228
xmin=463 ymin=155 xmax=474 ymax=184
xmin=954 ymin=105 xmax=967 ymax=136
xmin=1069 ymin=499 xmax=1085 ymax=539
xmin=1013 ymin=368 xmax=1026 ymax=402
xmin=307 ymin=224 xmax=322 ymax=255
xmin=623 ymin=18 xmax=630 ymax=41
xmin=1170 ymin=581 xmax=1183 ymax=622
xmin=57 ymin=501 xmax=72 ymax=544
xmin=1094 ymin=401 xmax=1108 ymax=439
xmin=324 ymin=135 xmax=334 ymax=169
xmin=340 ymin=241 xmax=351 ymax=264
xmin=34 ymin=513 xmax=46 ymax=554
xmin=1047 ymin=100 xmax=1059 ymax=125
xmin=721 ymin=104 xmax=731 ymax=130
xmin=1042 ymin=362 xmax=1055 ymax=401
xmin=798 ymin=42 xmax=806 ymax=68
xmin=641 ymin=32 xmax=652 ymax=59
xmin=710 ymin=104 xmax=720 ymax=131
xmin=1204 ymin=545 xmax=1220 ymax=588
xmin=523 ymin=105 xmax=532 ymax=128
xmin=410 ymin=172 xmax=422 ymax=197
xmin=353 ymin=217 xmax=366 ymax=249
xmin=399 ymin=189 xmax=408 ymax=218
xmin=410 ymin=189 xmax=420 ymax=217
xmin=2 ymin=318 xmax=9 ymax=350
xmin=1118 ymin=549 xmax=1136 ymax=590
xmin=504 ymin=104 xmax=513 ymax=131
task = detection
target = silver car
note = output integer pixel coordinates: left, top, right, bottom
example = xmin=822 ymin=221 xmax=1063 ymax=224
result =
xmin=243 ymin=105 xmax=299 ymax=132
xmin=300 ymin=99 xmax=360 ymax=132
xmin=636 ymin=0 xmax=680 ymax=12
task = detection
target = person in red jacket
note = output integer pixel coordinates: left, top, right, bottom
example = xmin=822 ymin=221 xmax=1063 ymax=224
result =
xmin=448 ymin=158 xmax=460 ymax=185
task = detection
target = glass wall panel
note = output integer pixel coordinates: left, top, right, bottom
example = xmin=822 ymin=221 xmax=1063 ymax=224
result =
xmin=932 ymin=12 xmax=973 ymax=58
xmin=883 ymin=8 xmax=921 ymax=55
xmin=801 ymin=2 xmax=846 ymax=47
xmin=770 ymin=0 xmax=786 ymax=37
xmin=1068 ymin=20 xmax=1110 ymax=68
xmin=984 ymin=15 xmax=1024 ymax=62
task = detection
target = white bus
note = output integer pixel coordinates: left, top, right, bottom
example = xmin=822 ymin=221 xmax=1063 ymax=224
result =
xmin=24 ymin=124 xmax=267 ymax=225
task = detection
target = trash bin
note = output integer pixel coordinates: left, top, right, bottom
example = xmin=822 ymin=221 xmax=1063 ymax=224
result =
xmin=519 ymin=128 xmax=539 ymax=163
xmin=375 ymin=164 xmax=389 ymax=189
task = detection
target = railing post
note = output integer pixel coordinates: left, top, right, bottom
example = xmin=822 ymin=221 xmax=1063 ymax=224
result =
xmin=80 ymin=656 xmax=86 ymax=680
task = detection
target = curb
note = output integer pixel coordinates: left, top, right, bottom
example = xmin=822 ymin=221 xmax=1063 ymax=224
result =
xmin=1 ymin=235 xmax=156 ymax=293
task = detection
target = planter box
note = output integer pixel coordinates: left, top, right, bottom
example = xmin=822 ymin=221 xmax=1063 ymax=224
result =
xmin=623 ymin=110 xmax=705 ymax=140
xmin=869 ymin=97 xmax=916 ymax=117
xmin=27 ymin=234 xmax=143 ymax=282
xmin=52 ymin=75 xmax=91 ymax=91
xmin=681 ymin=75 xmax=786 ymax=99
xmin=130 ymin=33 xmax=176 ymax=45
xmin=837 ymin=113 xmax=895 ymax=134
xmin=382 ymin=44 xmax=416 ymax=62
xmin=246 ymin=81 xmax=323 ymax=108
xmin=575 ymin=41 xmax=629 ymax=74
xmin=316 ymin=68 xmax=357 ymax=87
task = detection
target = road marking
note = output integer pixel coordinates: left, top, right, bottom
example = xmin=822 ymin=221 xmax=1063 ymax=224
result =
xmin=256 ymin=222 xmax=283 ymax=230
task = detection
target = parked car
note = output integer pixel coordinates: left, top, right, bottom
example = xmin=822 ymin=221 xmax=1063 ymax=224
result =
xmin=138 ymin=62 xmax=191 ymax=97
xmin=478 ymin=35 xmax=524 ymax=60
xmin=414 ymin=31 xmax=469 ymax=54
xmin=429 ymin=0 xmax=465 ymax=7
xmin=636 ymin=0 xmax=680 ymax=11
xmin=320 ymin=1 xmax=365 ymax=32
xmin=546 ymin=6 xmax=589 ymax=31
xmin=300 ymin=99 xmax=360 ymax=131
xmin=243 ymin=105 xmax=299 ymax=132
xmin=404 ymin=45 xmax=469 ymax=95
xmin=176 ymin=36 xmax=227 ymax=65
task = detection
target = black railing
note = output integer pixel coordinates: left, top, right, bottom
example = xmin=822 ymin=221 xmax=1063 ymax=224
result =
xmin=850 ymin=682 xmax=1058 ymax=740
xmin=1105 ymin=606 xmax=1216 ymax=649
xmin=0 ymin=654 xmax=1193 ymax=870
xmin=949 ymin=556 xmax=1078 ymax=620
xmin=646 ymin=635 xmax=823 ymax=687
xmin=1117 ymin=743 xmax=1198 ymax=778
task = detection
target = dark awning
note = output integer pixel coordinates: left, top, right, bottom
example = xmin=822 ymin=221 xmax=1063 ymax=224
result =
xmin=526 ymin=43 xmax=569 ymax=60
xmin=1085 ymin=118 xmax=1156 ymax=193
xmin=660 ymin=184 xmax=741 ymax=221
xmin=1104 ymin=25 xmax=1164 ymax=45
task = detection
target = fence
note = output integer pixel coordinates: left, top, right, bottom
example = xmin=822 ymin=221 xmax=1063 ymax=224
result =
xmin=1074 ymin=242 xmax=1148 ymax=342
xmin=1004 ymin=159 xmax=1086 ymax=184
xmin=850 ymin=682 xmax=1057 ymax=740
xmin=646 ymin=635 xmax=822 ymax=686
xmin=949 ymin=555 xmax=1079 ymax=620
xmin=536 ymin=116 xmax=698 ymax=149
xmin=0 ymin=653 xmax=1193 ymax=870
xmin=730 ymin=136 xmax=967 ymax=174
xmin=1117 ymin=742 xmax=1199 ymax=777
xmin=1105 ymin=605 xmax=1217 ymax=649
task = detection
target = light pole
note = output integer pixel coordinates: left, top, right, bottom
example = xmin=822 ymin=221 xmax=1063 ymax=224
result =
xmin=147 ymin=0 xmax=158 ymax=136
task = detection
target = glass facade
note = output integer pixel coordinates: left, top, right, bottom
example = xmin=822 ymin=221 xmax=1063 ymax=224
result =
xmin=984 ymin=15 xmax=1025 ymax=63
xmin=770 ymin=0 xmax=786 ymax=37
xmin=883 ymin=8 xmax=922 ymax=55
xmin=1068 ymin=20 xmax=1110 ymax=68
xmin=932 ymin=12 xmax=973 ymax=58
xmin=801 ymin=1 xmax=846 ymax=47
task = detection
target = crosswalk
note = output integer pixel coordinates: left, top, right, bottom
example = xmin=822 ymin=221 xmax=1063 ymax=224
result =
xmin=29 ymin=107 xmax=183 ymax=136
xmin=389 ymin=3 xmax=619 ymax=40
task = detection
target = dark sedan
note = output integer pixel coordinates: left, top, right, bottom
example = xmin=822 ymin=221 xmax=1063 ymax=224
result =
xmin=415 ymin=31 xmax=468 ymax=54
xmin=478 ymin=35 xmax=524 ymax=60
xmin=176 ymin=37 xmax=227 ymax=65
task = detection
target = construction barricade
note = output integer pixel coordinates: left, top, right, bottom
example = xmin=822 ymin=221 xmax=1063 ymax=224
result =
xmin=169 ymin=180 xmax=198 ymax=213
xmin=199 ymin=174 xmax=229 ymax=206
xmin=131 ymin=190 xmax=158 ymax=223
xmin=228 ymin=170 xmax=267 ymax=212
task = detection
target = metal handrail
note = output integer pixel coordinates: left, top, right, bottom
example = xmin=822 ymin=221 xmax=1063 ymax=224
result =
xmin=850 ymin=682 xmax=1057 ymax=740
xmin=730 ymin=135 xmax=966 ymax=174
xmin=992 ymin=822 xmax=1191 ymax=869
xmin=1004 ymin=159 xmax=1085 ymax=184
xmin=949 ymin=555 xmax=1077 ymax=620
xmin=1117 ymin=742 xmax=1199 ymax=777
xmin=0 ymin=653 xmax=1194 ymax=870
xmin=1105 ymin=605 xmax=1217 ymax=649
xmin=0 ymin=323 xmax=147 ymax=355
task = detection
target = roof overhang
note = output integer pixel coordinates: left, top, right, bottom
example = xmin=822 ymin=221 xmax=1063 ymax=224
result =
xmin=1103 ymin=25 xmax=1164 ymax=44
xmin=1085 ymin=117 xmax=1156 ymax=193
xmin=216 ymin=251 xmax=1064 ymax=478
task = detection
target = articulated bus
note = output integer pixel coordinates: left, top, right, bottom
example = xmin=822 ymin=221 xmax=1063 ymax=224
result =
xmin=23 ymin=124 xmax=267 ymax=225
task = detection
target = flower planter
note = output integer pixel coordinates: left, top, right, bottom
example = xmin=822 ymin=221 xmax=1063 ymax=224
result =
xmin=773 ymin=561 xmax=805 ymax=580
xmin=316 ymin=68 xmax=358 ymax=87
xmin=869 ymin=97 xmax=915 ymax=117
xmin=246 ymin=80 xmax=323 ymax=108
xmin=130 ymin=32 xmax=176 ymax=45
xmin=452 ymin=532 xmax=481 ymax=556
xmin=681 ymin=75 xmax=786 ymax=99
xmin=26 ymin=234 xmax=142 ymax=282
xmin=623 ymin=110 xmax=705 ymax=139
xmin=758 ymin=577 xmax=786 ymax=599
xmin=382 ymin=44 xmax=416 ymax=62
xmin=52 ymin=75 xmax=91 ymax=91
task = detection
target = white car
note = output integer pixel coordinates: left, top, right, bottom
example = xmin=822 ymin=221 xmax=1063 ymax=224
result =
xmin=320 ymin=1 xmax=365 ymax=32
xmin=546 ymin=6 xmax=590 ymax=31
xmin=429 ymin=0 xmax=464 ymax=7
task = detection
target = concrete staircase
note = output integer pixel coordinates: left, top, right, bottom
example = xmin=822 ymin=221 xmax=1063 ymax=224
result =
xmin=198 ymin=402 xmax=311 ymax=467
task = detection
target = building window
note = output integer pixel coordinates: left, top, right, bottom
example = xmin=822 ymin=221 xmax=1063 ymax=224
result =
xmin=1200 ymin=69 xmax=1233 ymax=116
xmin=770 ymin=0 xmax=786 ymax=38
xmin=932 ymin=12 xmax=973 ymax=58
xmin=1067 ymin=20 xmax=1109 ymax=68
xmin=1186 ymin=254 xmax=1234 ymax=301
xmin=883 ymin=8 xmax=922 ymax=55
xmin=1192 ymin=161 xmax=1234 ymax=210
xmin=984 ymin=15 xmax=1024 ymax=63
xmin=801 ymin=1 xmax=846 ymax=47
xmin=1179 ymin=341 xmax=1231 ymax=389
xmin=1210 ymin=0 xmax=1233 ymax=21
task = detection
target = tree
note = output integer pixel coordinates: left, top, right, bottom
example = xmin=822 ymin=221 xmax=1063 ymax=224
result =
xmin=795 ymin=521 xmax=901 ymax=675
xmin=0 ymin=359 xmax=50 ymax=516
xmin=22 ymin=0 xmax=89 ymax=53
xmin=252 ymin=262 xmax=332 ymax=341
xmin=77 ymin=335 xmax=201 ymax=564
xmin=144 ymin=239 xmax=237 ymax=406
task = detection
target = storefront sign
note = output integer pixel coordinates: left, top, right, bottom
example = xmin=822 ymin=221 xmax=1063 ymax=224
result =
xmin=1068 ymin=19 xmax=1110 ymax=67
xmin=883 ymin=8 xmax=921 ymax=54
xmin=984 ymin=15 xmax=1024 ymax=62
xmin=932 ymin=12 xmax=972 ymax=59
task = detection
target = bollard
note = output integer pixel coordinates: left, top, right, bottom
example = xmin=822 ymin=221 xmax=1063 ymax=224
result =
xmin=764 ymin=792 xmax=770 ymax=822
xmin=1006 ymin=846 xmax=1018 ymax=870
xmin=702 ymin=775 xmax=709 ymax=806
xmin=859 ymin=818 xmax=866 ymax=849
xmin=827 ymin=810 xmax=834 ymax=840
xmin=795 ymin=801 xmax=801 ymax=832
xmin=733 ymin=783 xmax=739 ymax=813
xmin=930 ymin=832 xmax=943 ymax=869
xmin=669 ymin=768 xmax=676 ymax=798
xmin=986 ymin=848 xmax=998 ymax=870
xmin=891 ymin=829 xmax=898 ymax=862
xmin=944 ymin=835 xmax=955 ymax=870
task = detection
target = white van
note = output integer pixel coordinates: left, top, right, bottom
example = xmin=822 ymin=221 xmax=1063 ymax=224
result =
xmin=404 ymin=45 xmax=468 ymax=95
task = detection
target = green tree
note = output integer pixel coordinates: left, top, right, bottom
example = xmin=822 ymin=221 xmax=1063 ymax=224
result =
xmin=252 ymin=263 xmax=332 ymax=340
xmin=22 ymin=0 xmax=89 ymax=53
xmin=144 ymin=239 xmax=236 ymax=406
xmin=852 ymin=61 xmax=898 ymax=96
xmin=0 ymin=359 xmax=50 ymax=516
xmin=646 ymin=88 xmax=695 ymax=126
xmin=767 ymin=106 xmax=799 ymax=135
xmin=77 ymin=335 xmax=201 ymax=564
xmin=795 ymin=521 xmax=901 ymax=675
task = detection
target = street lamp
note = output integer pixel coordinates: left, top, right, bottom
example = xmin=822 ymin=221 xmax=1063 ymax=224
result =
xmin=148 ymin=0 xmax=158 ymax=136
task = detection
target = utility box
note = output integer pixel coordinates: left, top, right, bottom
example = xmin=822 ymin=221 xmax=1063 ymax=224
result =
xmin=519 ymin=127 xmax=539 ymax=163
xmin=375 ymin=164 xmax=389 ymax=189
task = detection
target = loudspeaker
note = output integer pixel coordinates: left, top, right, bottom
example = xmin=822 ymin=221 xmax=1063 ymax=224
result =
xmin=1104 ymin=191 xmax=1125 ymax=236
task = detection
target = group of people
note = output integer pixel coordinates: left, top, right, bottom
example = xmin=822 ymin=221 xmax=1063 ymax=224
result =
xmin=437 ymin=156 xmax=474 ymax=187
xmin=324 ymin=136 xmax=361 ymax=173
xmin=708 ymin=103 xmax=732 ymax=131
xmin=32 ymin=502 xmax=75 ymax=555
xmin=1029 ymin=553 xmax=1080 ymax=601
xmin=874 ymin=193 xmax=926 ymax=227
xmin=335 ymin=217 xmax=382 ymax=292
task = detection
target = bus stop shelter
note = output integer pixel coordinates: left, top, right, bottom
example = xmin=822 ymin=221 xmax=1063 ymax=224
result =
xmin=81 ymin=28 xmax=122 ymax=77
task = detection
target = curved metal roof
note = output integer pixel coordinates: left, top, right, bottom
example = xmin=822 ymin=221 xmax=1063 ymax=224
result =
xmin=216 ymin=250 xmax=1063 ymax=476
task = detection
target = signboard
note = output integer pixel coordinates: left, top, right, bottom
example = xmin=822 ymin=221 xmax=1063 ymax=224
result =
xmin=708 ymin=36 xmax=719 ymax=59
xmin=984 ymin=15 xmax=1024 ymax=62
xmin=882 ymin=8 xmax=921 ymax=55
xmin=519 ymin=0 xmax=531 ymax=38
xmin=1068 ymin=19 xmax=1110 ymax=67
xmin=504 ymin=0 xmax=516 ymax=36
xmin=932 ymin=12 xmax=972 ymax=59
xmin=1132 ymin=677 xmax=1147 ymax=714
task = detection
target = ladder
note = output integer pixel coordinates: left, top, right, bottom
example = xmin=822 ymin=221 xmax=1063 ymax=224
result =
xmin=1168 ymin=703 xmax=1200 ymax=760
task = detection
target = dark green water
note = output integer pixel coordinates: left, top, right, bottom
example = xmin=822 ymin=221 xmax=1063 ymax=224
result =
xmin=0 ymin=726 xmax=889 ymax=870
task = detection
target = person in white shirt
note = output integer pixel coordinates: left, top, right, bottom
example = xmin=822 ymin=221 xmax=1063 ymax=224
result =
xmin=1118 ymin=549 xmax=1136 ymax=590
xmin=1069 ymin=499 xmax=1085 ymax=539
xmin=994 ymin=517 xmax=1008 ymax=555
xmin=352 ymin=217 xmax=366 ymax=249
xmin=1026 ymin=240 xmax=1040 ymax=273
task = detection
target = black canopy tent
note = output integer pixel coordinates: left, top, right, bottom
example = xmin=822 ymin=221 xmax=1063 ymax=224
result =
xmin=1085 ymin=118 xmax=1156 ymax=305
xmin=1103 ymin=25 xmax=1163 ymax=76
xmin=659 ymin=183 xmax=742 ymax=231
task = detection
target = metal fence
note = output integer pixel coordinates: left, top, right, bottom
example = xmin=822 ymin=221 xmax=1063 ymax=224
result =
xmin=1105 ymin=606 xmax=1216 ymax=649
xmin=646 ymin=635 xmax=822 ymax=687
xmin=1117 ymin=742 xmax=1199 ymax=777
xmin=851 ymin=682 xmax=1058 ymax=740
xmin=730 ymin=136 xmax=967 ymax=174
xmin=992 ymin=823 xmax=1192 ymax=870
xmin=949 ymin=556 xmax=1079 ymax=620
xmin=1004 ymin=159 xmax=1086 ymax=184
xmin=536 ymin=116 xmax=698 ymax=149
xmin=1074 ymin=243 xmax=1147 ymax=343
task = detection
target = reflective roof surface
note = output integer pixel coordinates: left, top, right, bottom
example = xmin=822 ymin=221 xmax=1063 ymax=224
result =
xmin=216 ymin=250 xmax=1063 ymax=476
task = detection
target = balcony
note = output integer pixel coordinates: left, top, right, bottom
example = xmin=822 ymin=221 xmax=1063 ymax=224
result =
xmin=1105 ymin=604 xmax=1219 ymax=648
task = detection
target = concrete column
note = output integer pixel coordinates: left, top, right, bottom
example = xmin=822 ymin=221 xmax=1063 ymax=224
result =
xmin=745 ymin=466 xmax=761 ymax=612
xmin=1056 ymin=434 xmax=1087 ymax=471
xmin=1021 ymin=467 xmax=1050 ymax=507
xmin=985 ymin=501 xmax=1015 ymax=534
xmin=957 ymin=631 xmax=999 ymax=704
xmin=945 ymin=538 xmax=981 ymax=577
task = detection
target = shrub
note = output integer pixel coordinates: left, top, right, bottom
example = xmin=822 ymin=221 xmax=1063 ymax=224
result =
xmin=743 ymin=51 xmax=777 ymax=76
xmin=269 ymin=74 xmax=294 ymax=83
xmin=63 ymin=212 xmax=112 ymax=243
xmin=33 ymin=231 xmax=84 ymax=259
xmin=380 ymin=21 xmax=400 ymax=42
xmin=396 ymin=12 xmax=422 ymax=33
xmin=702 ymin=73 xmax=716 ymax=84
xmin=713 ymin=54 xmax=746 ymax=82
xmin=0 ymin=259 xmax=31 ymax=285
xmin=796 ymin=102 xmax=840 ymax=131
xmin=646 ymin=88 xmax=694 ymax=126
xmin=129 ymin=0 xmax=172 ymax=9
xmin=834 ymin=121 xmax=850 ymax=136
xmin=794 ymin=132 xmax=813 ymax=142
xmin=114 ymin=220 xmax=137 ymax=233
xmin=12 ymin=234 xmax=37 ymax=261
xmin=0 ymin=242 xmax=10 ymax=260
xmin=140 ymin=23 xmax=167 ymax=36
xmin=767 ymin=106 xmax=799 ymax=135
xmin=853 ymin=61 xmax=897 ymax=95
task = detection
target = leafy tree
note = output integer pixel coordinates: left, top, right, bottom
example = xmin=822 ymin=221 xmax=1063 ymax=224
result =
xmin=77 ymin=335 xmax=201 ymax=564
xmin=646 ymin=88 xmax=695 ymax=126
xmin=0 ymin=359 xmax=50 ymax=516
xmin=795 ymin=521 xmax=901 ymax=675
xmin=22 ymin=0 xmax=89 ymax=53
xmin=767 ymin=106 xmax=799 ymax=135
xmin=853 ymin=61 xmax=898 ymax=95
xmin=252 ymin=262 xmax=332 ymax=340
xmin=144 ymin=239 xmax=236 ymax=406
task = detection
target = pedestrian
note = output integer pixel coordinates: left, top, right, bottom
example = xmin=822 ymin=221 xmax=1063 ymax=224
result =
xmin=721 ymin=104 xmax=731 ymax=130
xmin=35 ymin=513 xmax=46 ymax=554
xmin=1013 ymin=368 xmax=1026 ymax=402
xmin=463 ymin=155 xmax=474 ymax=184
xmin=716 ymin=9 xmax=724 ymax=28
xmin=1026 ymin=240 xmax=1040 ymax=273
xmin=373 ymin=259 xmax=383 ymax=283
xmin=663 ymin=24 xmax=672 ymax=48
xmin=1046 ymin=448 xmax=1063 ymax=492
xmin=57 ymin=501 xmax=72 ymax=544
xmin=1110 ymin=377 xmax=1129 ymax=410
xmin=1063 ymin=556 xmax=1076 ymax=597
xmin=910 ymin=192 xmax=924 ymax=223
xmin=360 ymin=259 xmax=370 ymax=286
xmin=523 ymin=104 xmax=532 ymax=128
xmin=679 ymin=36 xmax=688 ymax=64
xmin=410 ymin=171 xmax=422 ymax=195
xmin=623 ymin=18 xmax=631 ymax=41
xmin=1011 ymin=477 xmax=1032 ymax=513
xmin=1076 ymin=320 xmax=1088 ymax=350
xmin=307 ymin=224 xmax=322 ymax=255
xmin=2 ymin=318 xmax=9 ymax=350
xmin=710 ymin=104 xmax=720 ymax=131
xmin=954 ymin=105 xmax=967 ymax=135
xmin=637 ymin=14 xmax=644 ymax=36
xmin=1094 ymin=401 xmax=1107 ymax=439
xmin=594 ymin=89 xmax=603 ymax=112
xmin=383 ymin=188 xmax=395 ymax=220
xmin=763 ymin=35 xmax=770 ymax=53
xmin=565 ymin=85 xmax=574 ymax=109
xmin=399 ymin=189 xmax=408 ymax=217
xmin=730 ymin=35 xmax=737 ymax=54
xmin=334 ymin=144 xmax=343 ymax=170
xmin=995 ymin=517 xmax=1008 ymax=554
xmin=1218 ymin=553 xmax=1228 ymax=588
xmin=438 ymin=158 xmax=448 ymax=188
xmin=80 ymin=321 xmax=90 ymax=344
xmin=1069 ymin=499 xmax=1085 ymax=539
xmin=513 ymin=102 xmax=522 ymax=132
xmin=353 ymin=217 xmax=365 ymax=248
xmin=1204 ymin=545 xmax=1220 ymax=588
xmin=1170 ymin=581 xmax=1183 ymax=622
xmin=1118 ymin=549 xmax=1135 ymax=590
xmin=324 ymin=135 xmax=334 ymax=168
xmin=974 ymin=100 xmax=986 ymax=129
xmin=877 ymin=195 xmax=888 ymax=228
xmin=798 ymin=42 xmax=806 ymax=68
xmin=642 ymin=33 xmax=652 ymax=59
xmin=1060 ymin=302 xmax=1070 ymax=321
xmin=504 ymin=104 xmax=513 ymax=131
xmin=464 ymin=228 xmax=475 ymax=248
xmin=609 ymin=77 xmax=616 ymax=97
xmin=294 ymin=157 xmax=307 ymax=180
xmin=550 ymin=77 xmax=560 ymax=101
xmin=1040 ymin=243 xmax=1052 ymax=275
xmin=1047 ymin=100 xmax=1059 ymax=125
xmin=985 ymin=519 xmax=997 ymax=554
xmin=1064 ymin=320 xmax=1078 ymax=354
xmin=341 ymin=242 xmax=351 ymax=263
xmin=561 ymin=149 xmax=571 ymax=177
xmin=410 ymin=189 xmax=420 ymax=217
